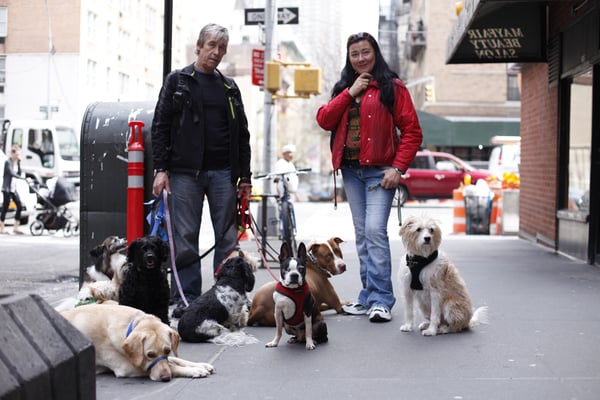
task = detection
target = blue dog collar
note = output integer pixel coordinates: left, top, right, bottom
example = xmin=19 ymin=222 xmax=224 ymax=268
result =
xmin=147 ymin=356 xmax=168 ymax=371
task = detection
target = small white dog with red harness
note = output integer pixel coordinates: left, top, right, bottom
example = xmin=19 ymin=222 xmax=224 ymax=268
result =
xmin=398 ymin=215 xmax=489 ymax=336
xmin=266 ymin=242 xmax=328 ymax=350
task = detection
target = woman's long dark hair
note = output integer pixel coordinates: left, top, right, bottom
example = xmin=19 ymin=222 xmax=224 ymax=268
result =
xmin=331 ymin=32 xmax=399 ymax=113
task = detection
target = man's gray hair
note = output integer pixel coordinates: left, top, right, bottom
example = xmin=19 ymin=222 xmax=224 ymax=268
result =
xmin=197 ymin=23 xmax=229 ymax=47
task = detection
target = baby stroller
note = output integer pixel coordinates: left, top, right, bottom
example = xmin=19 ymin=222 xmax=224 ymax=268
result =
xmin=29 ymin=177 xmax=79 ymax=237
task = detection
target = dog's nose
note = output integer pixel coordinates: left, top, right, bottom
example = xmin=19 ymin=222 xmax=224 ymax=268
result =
xmin=289 ymin=273 xmax=299 ymax=283
xmin=424 ymin=236 xmax=431 ymax=244
xmin=339 ymin=263 xmax=346 ymax=273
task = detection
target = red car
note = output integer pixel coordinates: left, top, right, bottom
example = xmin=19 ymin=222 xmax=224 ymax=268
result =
xmin=396 ymin=151 xmax=492 ymax=205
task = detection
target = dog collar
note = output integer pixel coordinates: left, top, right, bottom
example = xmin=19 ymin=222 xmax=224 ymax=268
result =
xmin=147 ymin=356 xmax=168 ymax=372
xmin=307 ymin=250 xmax=332 ymax=277
xmin=125 ymin=320 xmax=135 ymax=338
xmin=406 ymin=251 xmax=438 ymax=290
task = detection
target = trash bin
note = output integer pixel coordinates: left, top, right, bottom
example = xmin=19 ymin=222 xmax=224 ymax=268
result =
xmin=79 ymin=101 xmax=156 ymax=285
xmin=463 ymin=180 xmax=494 ymax=235
xmin=464 ymin=194 xmax=493 ymax=234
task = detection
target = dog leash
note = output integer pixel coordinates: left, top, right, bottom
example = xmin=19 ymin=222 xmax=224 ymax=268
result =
xmin=161 ymin=189 xmax=189 ymax=308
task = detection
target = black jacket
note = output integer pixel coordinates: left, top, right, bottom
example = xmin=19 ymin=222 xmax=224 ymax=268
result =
xmin=151 ymin=63 xmax=251 ymax=185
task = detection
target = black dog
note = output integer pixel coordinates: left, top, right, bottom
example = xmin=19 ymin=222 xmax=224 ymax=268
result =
xmin=265 ymin=242 xmax=328 ymax=350
xmin=118 ymin=236 xmax=171 ymax=324
xmin=177 ymin=256 xmax=256 ymax=343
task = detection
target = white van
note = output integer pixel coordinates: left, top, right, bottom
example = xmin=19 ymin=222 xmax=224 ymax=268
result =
xmin=488 ymin=136 xmax=521 ymax=179
xmin=1 ymin=120 xmax=80 ymax=186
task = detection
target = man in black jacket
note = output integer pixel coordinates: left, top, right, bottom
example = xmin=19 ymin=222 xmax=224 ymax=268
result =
xmin=151 ymin=23 xmax=252 ymax=318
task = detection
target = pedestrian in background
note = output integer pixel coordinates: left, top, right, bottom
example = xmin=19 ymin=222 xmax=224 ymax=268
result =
xmin=272 ymin=144 xmax=299 ymax=198
xmin=316 ymin=32 xmax=422 ymax=323
xmin=151 ymin=23 xmax=252 ymax=319
xmin=1 ymin=144 xmax=25 ymax=235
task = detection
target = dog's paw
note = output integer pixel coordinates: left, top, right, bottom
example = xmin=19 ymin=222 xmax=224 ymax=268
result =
xmin=400 ymin=323 xmax=413 ymax=332
xmin=189 ymin=364 xmax=215 ymax=378
xmin=418 ymin=321 xmax=430 ymax=330
xmin=287 ymin=336 xmax=299 ymax=344
xmin=422 ymin=328 xmax=437 ymax=336
xmin=265 ymin=340 xmax=278 ymax=348
xmin=305 ymin=340 xmax=316 ymax=350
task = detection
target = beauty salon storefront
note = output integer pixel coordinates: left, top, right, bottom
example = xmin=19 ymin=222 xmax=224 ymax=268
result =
xmin=447 ymin=0 xmax=599 ymax=265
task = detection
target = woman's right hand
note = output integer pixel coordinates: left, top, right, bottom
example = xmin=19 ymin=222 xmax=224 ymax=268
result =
xmin=348 ymin=72 xmax=372 ymax=99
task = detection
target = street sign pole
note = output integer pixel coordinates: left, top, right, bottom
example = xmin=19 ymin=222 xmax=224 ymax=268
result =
xmin=263 ymin=0 xmax=276 ymax=181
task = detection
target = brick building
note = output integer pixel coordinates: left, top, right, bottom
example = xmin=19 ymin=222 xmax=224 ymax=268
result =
xmin=447 ymin=0 xmax=599 ymax=264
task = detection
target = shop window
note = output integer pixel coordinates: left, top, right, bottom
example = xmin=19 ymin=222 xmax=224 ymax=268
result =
xmin=566 ymin=68 xmax=592 ymax=212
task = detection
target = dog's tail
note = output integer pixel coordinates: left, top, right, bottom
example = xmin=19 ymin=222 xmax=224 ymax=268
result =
xmin=209 ymin=330 xmax=259 ymax=347
xmin=469 ymin=306 xmax=490 ymax=328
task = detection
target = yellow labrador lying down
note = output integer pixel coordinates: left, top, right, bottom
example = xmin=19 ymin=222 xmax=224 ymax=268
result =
xmin=61 ymin=303 xmax=215 ymax=381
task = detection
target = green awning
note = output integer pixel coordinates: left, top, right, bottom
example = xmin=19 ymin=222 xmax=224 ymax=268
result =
xmin=417 ymin=110 xmax=520 ymax=147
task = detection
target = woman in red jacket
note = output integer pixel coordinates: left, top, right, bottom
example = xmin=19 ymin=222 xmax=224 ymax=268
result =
xmin=316 ymin=32 xmax=422 ymax=323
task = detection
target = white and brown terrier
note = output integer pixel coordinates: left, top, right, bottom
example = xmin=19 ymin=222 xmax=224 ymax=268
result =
xmin=398 ymin=215 xmax=489 ymax=336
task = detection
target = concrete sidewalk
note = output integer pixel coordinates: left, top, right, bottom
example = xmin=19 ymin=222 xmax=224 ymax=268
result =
xmin=94 ymin=235 xmax=600 ymax=400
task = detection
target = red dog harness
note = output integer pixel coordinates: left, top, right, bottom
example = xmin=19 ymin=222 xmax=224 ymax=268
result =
xmin=275 ymin=282 xmax=310 ymax=326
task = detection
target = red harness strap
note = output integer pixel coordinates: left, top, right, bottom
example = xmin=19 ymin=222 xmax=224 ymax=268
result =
xmin=275 ymin=282 xmax=310 ymax=326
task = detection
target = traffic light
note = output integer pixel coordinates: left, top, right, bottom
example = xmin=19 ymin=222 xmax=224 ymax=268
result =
xmin=294 ymin=67 xmax=322 ymax=96
xmin=425 ymin=84 xmax=435 ymax=102
xmin=265 ymin=61 xmax=281 ymax=94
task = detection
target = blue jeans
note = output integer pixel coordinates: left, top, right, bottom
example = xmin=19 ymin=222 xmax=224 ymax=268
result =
xmin=341 ymin=166 xmax=396 ymax=310
xmin=169 ymin=169 xmax=238 ymax=303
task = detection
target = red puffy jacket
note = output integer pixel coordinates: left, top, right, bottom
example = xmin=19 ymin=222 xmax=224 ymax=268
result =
xmin=316 ymin=78 xmax=422 ymax=173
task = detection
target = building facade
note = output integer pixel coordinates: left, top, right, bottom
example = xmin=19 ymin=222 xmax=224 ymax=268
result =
xmin=0 ymin=0 xmax=195 ymax=133
xmin=447 ymin=0 xmax=599 ymax=265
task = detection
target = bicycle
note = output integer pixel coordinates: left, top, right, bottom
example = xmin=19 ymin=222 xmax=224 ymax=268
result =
xmin=254 ymin=167 xmax=311 ymax=256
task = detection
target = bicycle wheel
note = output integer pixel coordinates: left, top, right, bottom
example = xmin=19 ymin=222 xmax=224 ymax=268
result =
xmin=280 ymin=201 xmax=297 ymax=256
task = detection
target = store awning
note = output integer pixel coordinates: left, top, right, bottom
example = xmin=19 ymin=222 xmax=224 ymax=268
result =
xmin=446 ymin=0 xmax=547 ymax=64
xmin=417 ymin=110 xmax=520 ymax=147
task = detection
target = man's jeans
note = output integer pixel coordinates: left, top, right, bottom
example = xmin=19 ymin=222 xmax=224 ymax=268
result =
xmin=341 ymin=166 xmax=396 ymax=310
xmin=169 ymin=169 xmax=238 ymax=303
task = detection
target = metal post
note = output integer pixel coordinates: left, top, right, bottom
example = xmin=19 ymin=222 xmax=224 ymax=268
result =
xmin=263 ymin=0 xmax=277 ymax=177
xmin=163 ymin=0 xmax=173 ymax=81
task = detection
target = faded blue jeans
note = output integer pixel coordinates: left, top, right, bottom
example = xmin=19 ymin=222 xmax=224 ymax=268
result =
xmin=169 ymin=169 xmax=238 ymax=303
xmin=341 ymin=166 xmax=396 ymax=311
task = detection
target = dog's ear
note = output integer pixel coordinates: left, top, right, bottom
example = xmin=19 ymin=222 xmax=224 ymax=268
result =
xmin=332 ymin=237 xmax=344 ymax=245
xmin=297 ymin=242 xmax=307 ymax=265
xmin=127 ymin=239 xmax=141 ymax=263
xmin=157 ymin=237 xmax=170 ymax=262
xmin=169 ymin=328 xmax=180 ymax=357
xmin=279 ymin=242 xmax=291 ymax=263
xmin=122 ymin=332 xmax=146 ymax=368
xmin=89 ymin=242 xmax=105 ymax=258
xmin=243 ymin=263 xmax=256 ymax=292
xmin=399 ymin=216 xmax=416 ymax=237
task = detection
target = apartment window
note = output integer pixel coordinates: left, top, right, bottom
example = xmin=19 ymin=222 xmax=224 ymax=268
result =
xmin=0 ymin=56 xmax=5 ymax=84
xmin=118 ymin=72 xmax=129 ymax=97
xmin=87 ymin=59 xmax=97 ymax=87
xmin=87 ymin=11 xmax=98 ymax=41
xmin=507 ymin=74 xmax=520 ymax=101
xmin=0 ymin=7 xmax=7 ymax=37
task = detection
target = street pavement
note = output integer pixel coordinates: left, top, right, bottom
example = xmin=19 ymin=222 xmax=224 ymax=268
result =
xmin=1 ymin=201 xmax=600 ymax=399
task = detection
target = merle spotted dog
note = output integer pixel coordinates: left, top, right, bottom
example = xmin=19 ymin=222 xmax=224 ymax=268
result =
xmin=177 ymin=256 xmax=256 ymax=343
xmin=118 ymin=236 xmax=171 ymax=324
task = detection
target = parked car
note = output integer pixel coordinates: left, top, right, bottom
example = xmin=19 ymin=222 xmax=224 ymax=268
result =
xmin=395 ymin=151 xmax=492 ymax=206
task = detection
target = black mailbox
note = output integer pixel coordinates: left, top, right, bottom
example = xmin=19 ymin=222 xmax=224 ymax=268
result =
xmin=79 ymin=101 xmax=156 ymax=285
